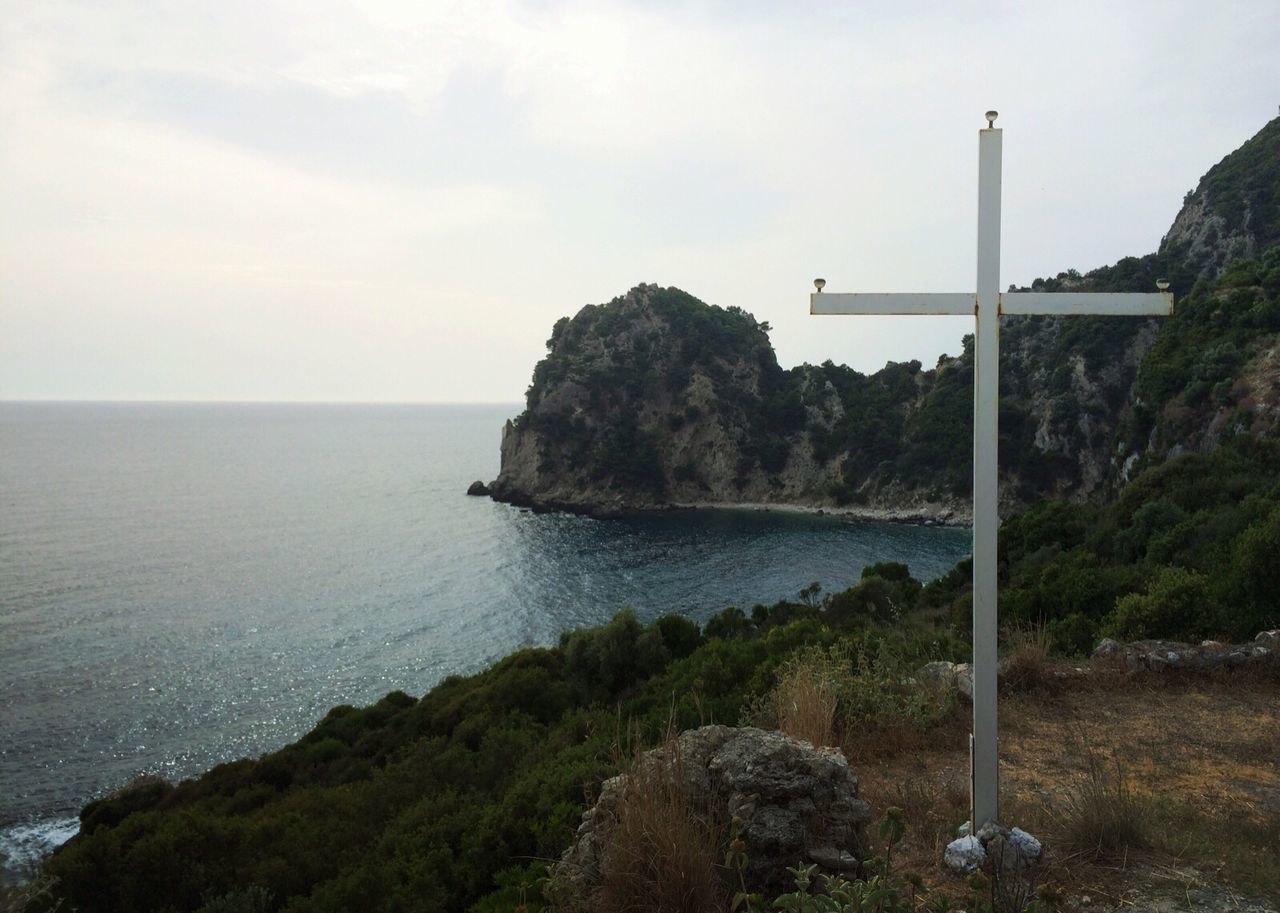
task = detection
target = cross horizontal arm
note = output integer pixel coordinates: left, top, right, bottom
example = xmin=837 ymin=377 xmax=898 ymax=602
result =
xmin=999 ymin=291 xmax=1173 ymax=316
xmin=810 ymin=292 xmax=976 ymax=316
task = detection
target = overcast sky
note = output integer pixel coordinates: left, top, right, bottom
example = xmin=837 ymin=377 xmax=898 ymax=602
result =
xmin=2 ymin=1 xmax=1277 ymax=403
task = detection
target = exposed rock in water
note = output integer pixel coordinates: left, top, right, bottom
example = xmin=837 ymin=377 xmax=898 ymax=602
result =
xmin=465 ymin=480 xmax=490 ymax=496
xmin=551 ymin=725 xmax=871 ymax=902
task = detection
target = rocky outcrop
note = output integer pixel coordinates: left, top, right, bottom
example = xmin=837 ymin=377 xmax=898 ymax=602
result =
xmin=916 ymin=631 xmax=1278 ymax=700
xmin=1161 ymin=192 xmax=1258 ymax=279
xmin=1092 ymin=630 xmax=1278 ymax=672
xmin=1159 ymin=117 xmax=1280 ymax=280
xmin=489 ymin=285 xmax=979 ymax=518
xmin=465 ymin=480 xmax=490 ymax=496
xmin=552 ymin=725 xmax=871 ymax=902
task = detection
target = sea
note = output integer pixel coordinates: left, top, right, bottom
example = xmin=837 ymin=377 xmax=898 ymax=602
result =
xmin=0 ymin=401 xmax=971 ymax=881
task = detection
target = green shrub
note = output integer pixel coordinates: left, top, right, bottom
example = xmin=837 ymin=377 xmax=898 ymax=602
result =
xmin=561 ymin=609 xmax=671 ymax=704
xmin=1103 ymin=566 xmax=1212 ymax=641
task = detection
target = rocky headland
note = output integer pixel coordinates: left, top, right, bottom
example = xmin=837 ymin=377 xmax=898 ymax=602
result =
xmin=487 ymin=118 xmax=1280 ymax=520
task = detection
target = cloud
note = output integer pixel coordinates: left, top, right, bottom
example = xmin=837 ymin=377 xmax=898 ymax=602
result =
xmin=2 ymin=0 xmax=1279 ymax=401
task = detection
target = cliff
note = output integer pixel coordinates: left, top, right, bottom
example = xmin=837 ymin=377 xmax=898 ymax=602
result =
xmin=490 ymin=118 xmax=1280 ymax=518
xmin=489 ymin=283 xmax=970 ymax=519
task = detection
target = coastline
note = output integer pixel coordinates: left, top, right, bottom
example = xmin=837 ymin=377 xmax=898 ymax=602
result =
xmin=488 ymin=487 xmax=972 ymax=528
xmin=667 ymin=500 xmax=972 ymax=527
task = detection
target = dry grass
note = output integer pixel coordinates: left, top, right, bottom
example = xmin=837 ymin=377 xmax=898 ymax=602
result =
xmin=771 ymin=650 xmax=840 ymax=748
xmin=594 ymin=738 xmax=729 ymax=913
xmin=757 ymin=644 xmax=966 ymax=762
xmin=1048 ymin=741 xmax=1152 ymax=860
xmin=1000 ymin=625 xmax=1057 ymax=693
xmin=856 ymin=669 xmax=1280 ymax=905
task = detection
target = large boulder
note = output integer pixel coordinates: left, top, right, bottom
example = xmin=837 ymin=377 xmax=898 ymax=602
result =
xmin=552 ymin=725 xmax=872 ymax=902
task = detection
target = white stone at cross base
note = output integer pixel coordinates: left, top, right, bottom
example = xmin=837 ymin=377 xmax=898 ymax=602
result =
xmin=809 ymin=111 xmax=1172 ymax=834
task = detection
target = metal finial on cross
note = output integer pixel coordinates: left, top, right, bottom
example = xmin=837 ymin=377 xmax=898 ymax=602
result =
xmin=810 ymin=113 xmax=1173 ymax=832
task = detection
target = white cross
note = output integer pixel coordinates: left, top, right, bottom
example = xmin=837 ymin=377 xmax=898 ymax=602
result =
xmin=809 ymin=111 xmax=1172 ymax=831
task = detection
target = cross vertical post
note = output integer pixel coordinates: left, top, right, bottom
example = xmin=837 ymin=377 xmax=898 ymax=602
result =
xmin=972 ymin=124 xmax=1002 ymax=830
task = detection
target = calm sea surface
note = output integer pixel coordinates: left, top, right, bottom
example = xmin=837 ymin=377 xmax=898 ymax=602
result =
xmin=0 ymin=402 xmax=970 ymax=877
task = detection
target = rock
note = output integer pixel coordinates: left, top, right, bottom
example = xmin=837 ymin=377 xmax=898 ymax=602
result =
xmin=953 ymin=663 xmax=974 ymax=700
xmin=975 ymin=821 xmax=1004 ymax=845
xmin=1008 ymin=827 xmax=1042 ymax=862
xmin=552 ymin=726 xmax=871 ymax=900
xmin=1088 ymin=634 xmax=1279 ymax=675
xmin=465 ymin=480 xmax=490 ymax=496
xmin=943 ymin=835 xmax=986 ymax=874
xmin=916 ymin=660 xmax=958 ymax=691
xmin=1093 ymin=638 xmax=1123 ymax=660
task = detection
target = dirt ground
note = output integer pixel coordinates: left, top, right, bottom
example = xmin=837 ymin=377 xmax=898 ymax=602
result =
xmin=851 ymin=665 xmax=1280 ymax=911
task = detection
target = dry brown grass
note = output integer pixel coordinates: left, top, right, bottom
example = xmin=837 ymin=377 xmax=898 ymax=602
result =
xmin=1000 ymin=625 xmax=1057 ymax=694
xmin=594 ymin=739 xmax=729 ymax=913
xmin=771 ymin=650 xmax=840 ymax=748
xmin=855 ymin=669 xmax=1280 ymax=905
xmin=1048 ymin=740 xmax=1152 ymax=860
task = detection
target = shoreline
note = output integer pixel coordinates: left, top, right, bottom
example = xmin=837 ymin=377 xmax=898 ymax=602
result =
xmin=666 ymin=500 xmax=972 ymax=528
xmin=488 ymin=488 xmax=972 ymax=528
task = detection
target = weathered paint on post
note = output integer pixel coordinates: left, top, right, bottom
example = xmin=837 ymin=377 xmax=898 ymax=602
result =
xmin=972 ymin=125 xmax=1002 ymax=830
xmin=810 ymin=292 xmax=976 ymax=316
xmin=1000 ymin=291 xmax=1173 ymax=316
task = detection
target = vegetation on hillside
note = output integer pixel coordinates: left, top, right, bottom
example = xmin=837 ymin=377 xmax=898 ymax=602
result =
xmin=36 ymin=431 xmax=1280 ymax=911
xmin=1191 ymin=116 xmax=1280 ymax=256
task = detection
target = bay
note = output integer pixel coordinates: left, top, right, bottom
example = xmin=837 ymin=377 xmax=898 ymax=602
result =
xmin=0 ymin=402 xmax=969 ymax=878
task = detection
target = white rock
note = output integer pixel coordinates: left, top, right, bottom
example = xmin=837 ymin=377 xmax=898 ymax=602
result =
xmin=944 ymin=835 xmax=986 ymax=874
xmin=917 ymin=660 xmax=957 ymax=690
xmin=1008 ymin=827 xmax=1042 ymax=861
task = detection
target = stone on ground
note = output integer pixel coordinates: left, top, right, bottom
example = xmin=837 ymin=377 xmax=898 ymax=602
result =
xmin=552 ymin=725 xmax=871 ymax=900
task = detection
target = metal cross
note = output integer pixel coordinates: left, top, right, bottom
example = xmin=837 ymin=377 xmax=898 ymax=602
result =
xmin=809 ymin=111 xmax=1172 ymax=830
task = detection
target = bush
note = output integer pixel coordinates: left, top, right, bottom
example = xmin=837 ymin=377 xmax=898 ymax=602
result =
xmin=561 ymin=610 xmax=671 ymax=704
xmin=655 ymin=614 xmax=704 ymax=660
xmin=752 ymin=643 xmax=955 ymax=754
xmin=704 ymin=606 xmax=753 ymax=641
xmin=1231 ymin=504 xmax=1280 ymax=638
xmin=1103 ymin=566 xmax=1211 ymax=641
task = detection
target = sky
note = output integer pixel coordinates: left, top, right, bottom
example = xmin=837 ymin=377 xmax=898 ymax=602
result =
xmin=2 ymin=1 xmax=1278 ymax=403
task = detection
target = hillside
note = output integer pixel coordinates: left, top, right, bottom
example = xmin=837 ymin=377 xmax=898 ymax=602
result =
xmin=21 ymin=116 xmax=1280 ymax=913
xmin=490 ymin=117 xmax=1280 ymax=517
xmin=34 ymin=428 xmax=1280 ymax=909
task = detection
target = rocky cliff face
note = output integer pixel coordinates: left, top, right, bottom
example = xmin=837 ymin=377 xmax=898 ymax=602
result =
xmin=490 ymin=283 xmax=970 ymax=519
xmin=490 ymin=118 xmax=1280 ymax=517
xmin=491 ymin=284 xmax=849 ymax=514
xmin=1160 ymin=117 xmax=1280 ymax=279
